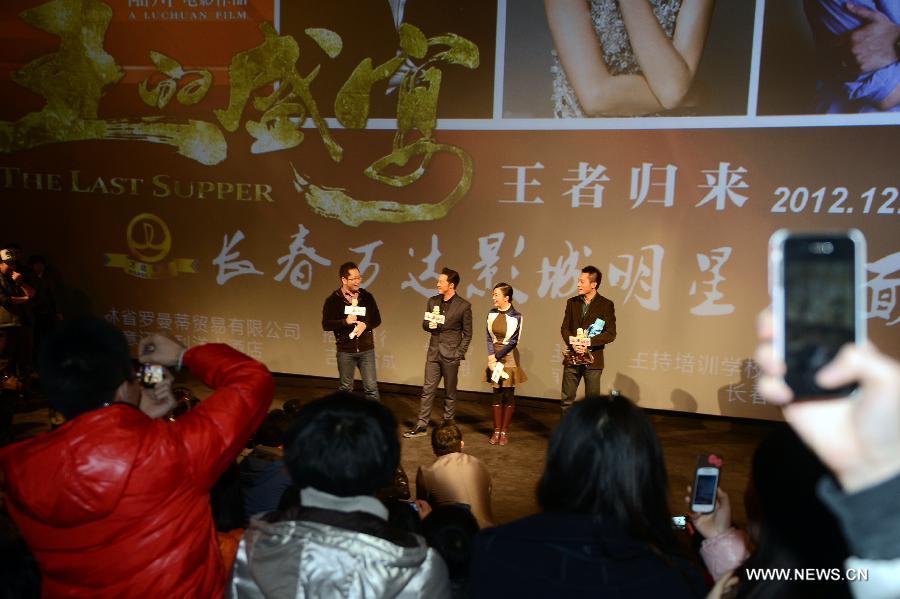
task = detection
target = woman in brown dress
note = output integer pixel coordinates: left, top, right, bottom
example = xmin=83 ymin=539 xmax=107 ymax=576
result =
xmin=485 ymin=283 xmax=527 ymax=446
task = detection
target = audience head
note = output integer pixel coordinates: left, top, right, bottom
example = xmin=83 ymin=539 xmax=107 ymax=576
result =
xmin=736 ymin=426 xmax=850 ymax=597
xmin=537 ymin=394 xmax=675 ymax=550
xmin=431 ymin=421 xmax=463 ymax=456
xmin=0 ymin=249 xmax=13 ymax=273
xmin=27 ymin=254 xmax=46 ymax=274
xmin=384 ymin=499 xmax=423 ymax=536
xmin=281 ymin=398 xmax=302 ymax=419
xmin=284 ymin=392 xmax=399 ymax=497
xmin=254 ymin=409 xmax=291 ymax=447
xmin=422 ymin=504 xmax=480 ymax=581
xmin=39 ymin=317 xmax=135 ymax=420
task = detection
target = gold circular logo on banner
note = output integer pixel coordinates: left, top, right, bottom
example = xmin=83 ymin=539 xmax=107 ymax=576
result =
xmin=126 ymin=213 xmax=171 ymax=263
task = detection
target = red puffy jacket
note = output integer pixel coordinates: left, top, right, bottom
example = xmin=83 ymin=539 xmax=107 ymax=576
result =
xmin=0 ymin=344 xmax=273 ymax=598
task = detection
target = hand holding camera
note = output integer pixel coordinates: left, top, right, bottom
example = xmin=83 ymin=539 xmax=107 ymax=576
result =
xmin=139 ymin=368 xmax=177 ymax=420
xmin=138 ymin=333 xmax=186 ymax=368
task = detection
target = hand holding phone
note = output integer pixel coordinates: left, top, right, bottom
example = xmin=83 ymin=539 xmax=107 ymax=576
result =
xmin=757 ymin=312 xmax=900 ymax=493
xmin=769 ymin=230 xmax=866 ymax=399
xmin=686 ymin=484 xmax=733 ymax=539
xmin=690 ymin=453 xmax=723 ymax=514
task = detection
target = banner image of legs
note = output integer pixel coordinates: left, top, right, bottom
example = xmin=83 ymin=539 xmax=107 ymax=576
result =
xmin=1 ymin=0 xmax=897 ymax=419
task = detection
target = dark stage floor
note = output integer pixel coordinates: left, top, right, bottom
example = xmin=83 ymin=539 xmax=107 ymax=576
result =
xmin=8 ymin=373 xmax=782 ymax=528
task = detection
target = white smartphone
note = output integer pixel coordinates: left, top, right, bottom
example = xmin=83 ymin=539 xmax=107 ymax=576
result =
xmin=769 ymin=230 xmax=867 ymax=399
xmin=691 ymin=466 xmax=720 ymax=514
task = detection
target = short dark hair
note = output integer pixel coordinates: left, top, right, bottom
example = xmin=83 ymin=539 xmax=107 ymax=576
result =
xmin=736 ymin=428 xmax=851 ymax=596
xmin=422 ymin=504 xmax=480 ymax=579
xmin=339 ymin=261 xmax=359 ymax=279
xmin=492 ymin=282 xmax=513 ymax=303
xmin=282 ymin=398 xmax=303 ymax=418
xmin=441 ymin=267 xmax=460 ymax=289
xmin=284 ymin=392 xmax=400 ymax=497
xmin=431 ymin=421 xmax=463 ymax=456
xmin=581 ymin=265 xmax=602 ymax=288
xmin=537 ymin=395 xmax=678 ymax=555
xmin=39 ymin=317 xmax=135 ymax=420
xmin=254 ymin=409 xmax=292 ymax=447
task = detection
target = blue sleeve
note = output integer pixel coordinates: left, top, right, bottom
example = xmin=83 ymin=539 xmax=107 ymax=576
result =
xmin=845 ymin=63 xmax=900 ymax=103
xmin=805 ymin=0 xmax=900 ymax=104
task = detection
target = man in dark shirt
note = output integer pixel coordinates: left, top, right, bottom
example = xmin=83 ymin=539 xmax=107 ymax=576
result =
xmin=321 ymin=262 xmax=382 ymax=401
xmin=559 ymin=265 xmax=616 ymax=412
xmin=405 ymin=268 xmax=472 ymax=438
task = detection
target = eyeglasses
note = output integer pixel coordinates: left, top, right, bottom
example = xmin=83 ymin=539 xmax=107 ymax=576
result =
xmin=345 ymin=276 xmax=362 ymax=282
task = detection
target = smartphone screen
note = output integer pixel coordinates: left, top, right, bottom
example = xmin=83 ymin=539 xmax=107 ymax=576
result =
xmin=773 ymin=231 xmax=865 ymax=399
xmin=692 ymin=474 xmax=718 ymax=506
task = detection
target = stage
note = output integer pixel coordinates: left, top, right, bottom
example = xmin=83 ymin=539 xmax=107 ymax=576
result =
xmin=8 ymin=372 xmax=781 ymax=527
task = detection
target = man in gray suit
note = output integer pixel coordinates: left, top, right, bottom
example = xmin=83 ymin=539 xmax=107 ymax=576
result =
xmin=404 ymin=267 xmax=472 ymax=438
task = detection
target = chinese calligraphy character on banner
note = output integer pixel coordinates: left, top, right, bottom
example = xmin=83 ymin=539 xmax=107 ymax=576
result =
xmin=538 ymin=241 xmax=592 ymax=299
xmin=274 ymin=224 xmax=332 ymax=290
xmin=608 ymin=245 xmax=664 ymax=311
xmin=690 ymin=247 xmax=735 ymax=316
xmin=402 ymin=234 xmax=442 ymax=297
xmin=630 ymin=163 xmax=677 ymax=208
xmin=214 ymin=230 xmax=263 ymax=285
xmin=867 ymin=251 xmax=900 ymax=325
xmin=499 ymin=162 xmax=544 ymax=204
xmin=467 ymin=233 xmax=528 ymax=302
xmin=696 ymin=162 xmax=749 ymax=210
xmin=563 ymin=162 xmax=609 ymax=208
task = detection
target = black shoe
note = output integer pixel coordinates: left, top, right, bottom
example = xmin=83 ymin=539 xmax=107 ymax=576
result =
xmin=403 ymin=426 xmax=428 ymax=438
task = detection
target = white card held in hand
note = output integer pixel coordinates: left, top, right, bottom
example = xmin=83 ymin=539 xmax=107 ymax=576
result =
xmin=344 ymin=305 xmax=366 ymax=316
xmin=424 ymin=311 xmax=446 ymax=324
xmin=491 ymin=362 xmax=509 ymax=383
xmin=569 ymin=336 xmax=591 ymax=348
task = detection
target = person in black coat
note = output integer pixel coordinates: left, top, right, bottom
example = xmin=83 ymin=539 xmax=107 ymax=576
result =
xmin=469 ymin=394 xmax=707 ymax=598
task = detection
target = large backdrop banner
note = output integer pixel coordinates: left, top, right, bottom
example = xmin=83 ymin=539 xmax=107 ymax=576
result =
xmin=2 ymin=0 xmax=898 ymax=419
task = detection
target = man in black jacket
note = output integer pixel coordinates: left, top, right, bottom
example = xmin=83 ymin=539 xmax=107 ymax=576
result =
xmin=404 ymin=267 xmax=472 ymax=438
xmin=322 ymin=262 xmax=382 ymax=401
xmin=559 ymin=265 xmax=616 ymax=412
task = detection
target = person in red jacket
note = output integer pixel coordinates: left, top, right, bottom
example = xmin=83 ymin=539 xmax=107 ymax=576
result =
xmin=0 ymin=316 xmax=274 ymax=598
